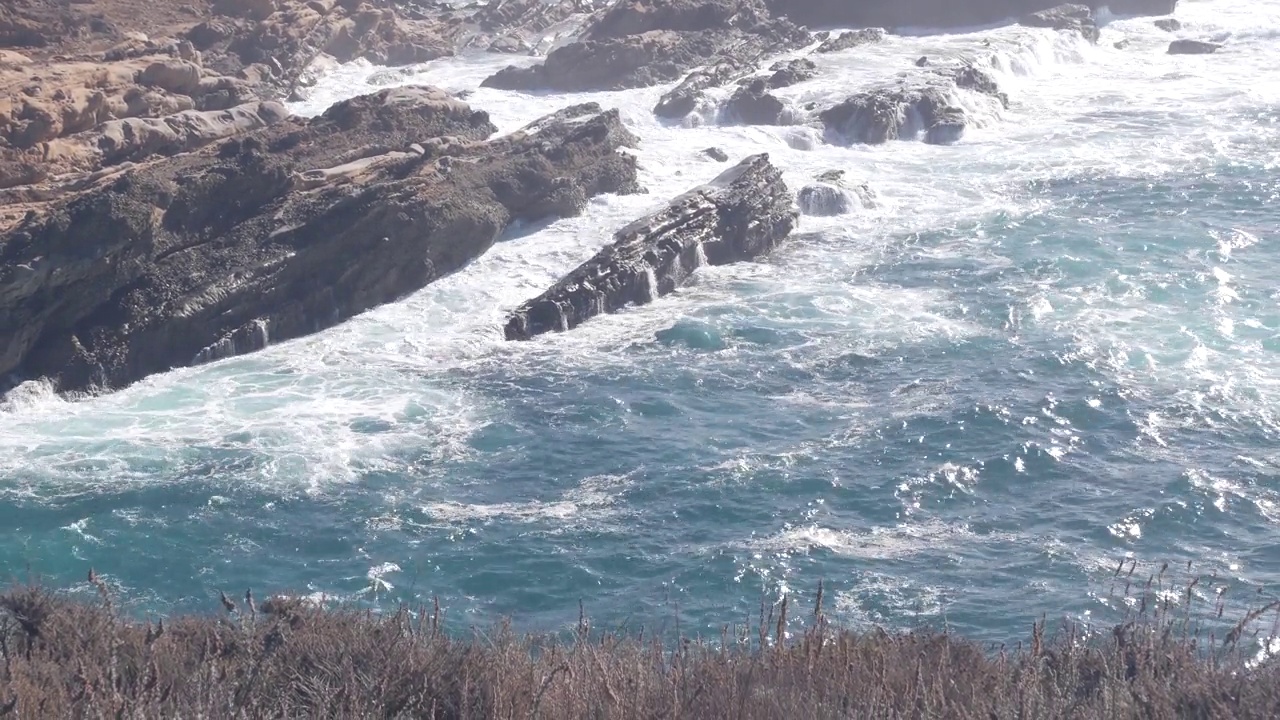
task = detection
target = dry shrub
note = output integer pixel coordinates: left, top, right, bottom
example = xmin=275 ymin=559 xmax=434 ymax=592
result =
xmin=0 ymin=565 xmax=1279 ymax=719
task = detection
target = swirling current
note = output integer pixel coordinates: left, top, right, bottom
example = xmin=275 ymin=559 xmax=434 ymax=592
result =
xmin=2 ymin=0 xmax=1279 ymax=645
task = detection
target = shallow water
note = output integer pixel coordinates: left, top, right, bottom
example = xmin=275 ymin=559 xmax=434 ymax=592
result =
xmin=3 ymin=0 xmax=1279 ymax=644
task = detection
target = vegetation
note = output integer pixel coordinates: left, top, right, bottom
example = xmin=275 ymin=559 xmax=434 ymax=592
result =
xmin=1 ymin=562 xmax=1279 ymax=718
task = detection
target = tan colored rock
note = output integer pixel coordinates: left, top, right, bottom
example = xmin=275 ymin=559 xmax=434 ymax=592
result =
xmin=212 ymin=0 xmax=280 ymax=22
xmin=138 ymin=58 xmax=203 ymax=95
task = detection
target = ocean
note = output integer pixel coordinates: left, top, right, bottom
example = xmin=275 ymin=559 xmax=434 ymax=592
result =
xmin=2 ymin=0 xmax=1278 ymax=646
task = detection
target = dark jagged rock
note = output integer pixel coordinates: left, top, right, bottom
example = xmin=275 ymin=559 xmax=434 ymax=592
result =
xmin=1168 ymin=39 xmax=1220 ymax=55
xmin=724 ymin=78 xmax=790 ymax=125
xmin=504 ymin=154 xmax=796 ymax=341
xmin=815 ymin=28 xmax=886 ymax=54
xmin=765 ymin=0 xmax=1175 ymax=30
xmin=702 ymin=146 xmax=729 ymax=161
xmin=654 ymin=59 xmax=750 ymax=118
xmin=483 ymin=0 xmax=807 ymax=92
xmin=1020 ymin=4 xmax=1100 ymax=43
xmin=764 ymin=58 xmax=817 ymax=88
xmin=819 ymin=64 xmax=1007 ymax=145
xmin=0 ymin=90 xmax=641 ymax=394
xmin=1153 ymin=18 xmax=1181 ymax=31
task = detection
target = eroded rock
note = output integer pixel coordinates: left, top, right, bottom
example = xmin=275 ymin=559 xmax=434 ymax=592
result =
xmin=504 ymin=153 xmax=796 ymax=341
xmin=0 ymin=91 xmax=642 ymax=394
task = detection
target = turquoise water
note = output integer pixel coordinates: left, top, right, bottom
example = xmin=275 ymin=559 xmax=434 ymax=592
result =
xmin=3 ymin=1 xmax=1279 ymax=644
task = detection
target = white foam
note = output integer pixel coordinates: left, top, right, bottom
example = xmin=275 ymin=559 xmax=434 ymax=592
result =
xmin=1 ymin=0 xmax=1277 ymax=518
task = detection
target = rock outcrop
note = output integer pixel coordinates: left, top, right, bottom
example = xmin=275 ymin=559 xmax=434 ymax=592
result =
xmin=815 ymin=29 xmax=886 ymax=54
xmin=1020 ymin=4 xmax=1100 ymax=43
xmin=504 ymin=154 xmax=796 ymax=341
xmin=820 ymin=65 xmax=1008 ymax=145
xmin=483 ymin=0 xmax=807 ymax=92
xmin=0 ymin=90 xmax=641 ymax=394
xmin=766 ymin=0 xmax=1176 ymax=30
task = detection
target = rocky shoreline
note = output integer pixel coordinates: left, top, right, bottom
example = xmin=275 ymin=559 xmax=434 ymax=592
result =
xmin=1 ymin=0 xmax=1187 ymax=396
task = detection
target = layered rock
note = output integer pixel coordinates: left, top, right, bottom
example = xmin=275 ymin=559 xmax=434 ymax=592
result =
xmin=483 ymin=0 xmax=807 ymax=92
xmin=766 ymin=0 xmax=1176 ymax=30
xmin=820 ymin=65 xmax=1008 ymax=145
xmin=504 ymin=153 xmax=796 ymax=341
xmin=0 ymin=90 xmax=641 ymax=394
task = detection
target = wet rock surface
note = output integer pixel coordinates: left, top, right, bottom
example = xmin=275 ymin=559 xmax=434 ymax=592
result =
xmin=504 ymin=153 xmax=796 ymax=341
xmin=0 ymin=92 xmax=641 ymax=393
xmin=819 ymin=65 xmax=1008 ymax=145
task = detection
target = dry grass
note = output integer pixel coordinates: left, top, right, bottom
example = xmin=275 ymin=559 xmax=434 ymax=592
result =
xmin=1 ymin=562 xmax=1279 ymax=718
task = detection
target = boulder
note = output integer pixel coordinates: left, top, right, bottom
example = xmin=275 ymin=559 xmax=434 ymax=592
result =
xmin=0 ymin=92 xmax=642 ymax=394
xmin=724 ymin=79 xmax=789 ymax=125
xmin=212 ymin=0 xmax=280 ymax=22
xmin=702 ymin=146 xmax=729 ymax=161
xmin=819 ymin=65 xmax=1007 ymax=145
xmin=797 ymin=179 xmax=874 ymax=216
xmin=1020 ymin=4 xmax=1100 ymax=43
xmin=1153 ymin=18 xmax=1181 ymax=31
xmin=1168 ymin=39 xmax=1220 ymax=54
xmin=815 ymin=28 xmax=886 ymax=53
xmin=505 ymin=153 xmax=796 ymax=341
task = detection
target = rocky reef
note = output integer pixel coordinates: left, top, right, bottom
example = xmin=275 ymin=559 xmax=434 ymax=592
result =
xmin=0 ymin=92 xmax=639 ymax=393
xmin=504 ymin=154 xmax=796 ymax=341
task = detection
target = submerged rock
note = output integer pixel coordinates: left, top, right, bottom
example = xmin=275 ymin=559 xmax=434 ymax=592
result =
xmin=1153 ymin=18 xmax=1182 ymax=32
xmin=1168 ymin=39 xmax=1220 ymax=54
xmin=504 ymin=154 xmax=797 ymax=341
xmin=702 ymin=146 xmax=730 ymax=161
xmin=0 ymin=91 xmax=641 ymax=394
xmin=819 ymin=65 xmax=1007 ymax=145
xmin=1021 ymin=4 xmax=1100 ymax=43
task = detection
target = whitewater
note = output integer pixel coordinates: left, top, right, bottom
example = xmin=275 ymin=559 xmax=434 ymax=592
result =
xmin=2 ymin=0 xmax=1279 ymax=643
